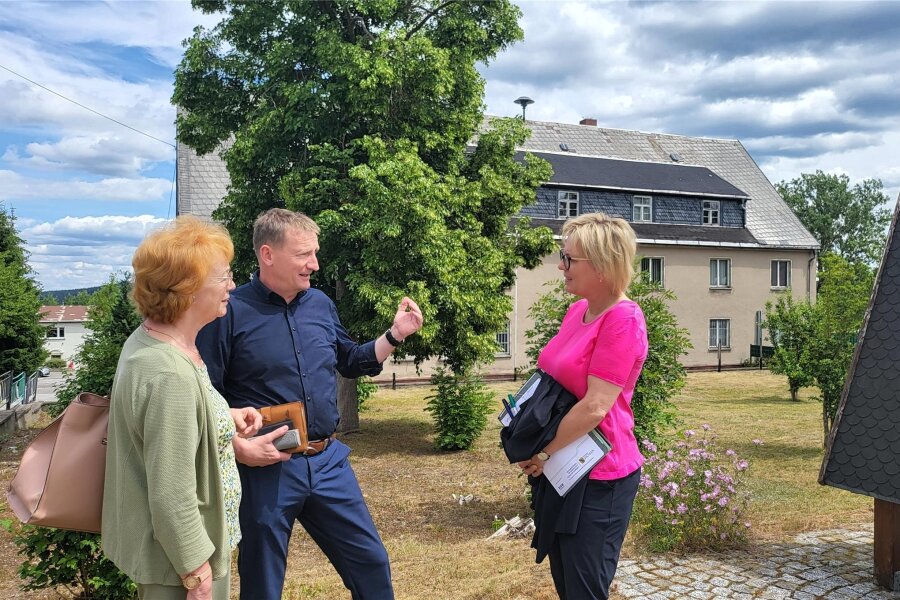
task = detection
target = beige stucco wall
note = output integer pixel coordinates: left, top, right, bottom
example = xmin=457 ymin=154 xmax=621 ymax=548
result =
xmin=374 ymin=244 xmax=817 ymax=382
xmin=43 ymin=322 xmax=88 ymax=362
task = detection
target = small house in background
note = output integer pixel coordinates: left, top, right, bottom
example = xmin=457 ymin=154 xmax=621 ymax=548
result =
xmin=820 ymin=197 xmax=900 ymax=592
xmin=39 ymin=305 xmax=89 ymax=363
xmin=176 ymin=117 xmax=819 ymax=376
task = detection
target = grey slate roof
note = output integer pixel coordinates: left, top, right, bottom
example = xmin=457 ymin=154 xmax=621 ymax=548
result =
xmin=517 ymin=218 xmax=760 ymax=247
xmin=511 ymin=119 xmax=818 ymax=249
xmin=522 ymin=151 xmax=749 ymax=200
xmin=175 ymin=117 xmax=818 ymax=250
xmin=820 ymin=199 xmax=900 ymax=503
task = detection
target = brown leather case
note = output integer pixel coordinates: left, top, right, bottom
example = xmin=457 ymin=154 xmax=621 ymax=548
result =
xmin=258 ymin=402 xmax=309 ymax=453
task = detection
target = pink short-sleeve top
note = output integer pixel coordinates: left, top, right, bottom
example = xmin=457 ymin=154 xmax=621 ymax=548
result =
xmin=537 ymin=298 xmax=648 ymax=480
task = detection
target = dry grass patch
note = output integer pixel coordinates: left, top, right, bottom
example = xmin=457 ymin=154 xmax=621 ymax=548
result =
xmin=0 ymin=371 xmax=875 ymax=599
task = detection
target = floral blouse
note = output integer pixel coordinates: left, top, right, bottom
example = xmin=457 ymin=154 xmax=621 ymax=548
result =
xmin=200 ymin=367 xmax=242 ymax=549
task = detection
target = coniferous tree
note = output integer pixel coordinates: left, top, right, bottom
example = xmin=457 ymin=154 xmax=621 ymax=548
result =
xmin=0 ymin=204 xmax=46 ymax=375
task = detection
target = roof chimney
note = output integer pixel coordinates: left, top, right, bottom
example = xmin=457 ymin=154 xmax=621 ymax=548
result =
xmin=579 ymin=118 xmax=597 ymax=126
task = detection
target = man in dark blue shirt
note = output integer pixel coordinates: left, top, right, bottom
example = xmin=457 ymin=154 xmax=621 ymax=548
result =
xmin=198 ymin=208 xmax=423 ymax=600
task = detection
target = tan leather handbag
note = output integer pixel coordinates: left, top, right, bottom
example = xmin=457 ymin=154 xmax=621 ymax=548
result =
xmin=7 ymin=392 xmax=109 ymax=533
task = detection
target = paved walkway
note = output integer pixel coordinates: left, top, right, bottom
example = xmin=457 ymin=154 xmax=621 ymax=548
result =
xmin=615 ymin=525 xmax=899 ymax=599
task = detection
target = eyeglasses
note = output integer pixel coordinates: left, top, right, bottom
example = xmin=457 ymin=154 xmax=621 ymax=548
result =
xmin=559 ymin=249 xmax=590 ymax=270
xmin=209 ymin=269 xmax=234 ymax=284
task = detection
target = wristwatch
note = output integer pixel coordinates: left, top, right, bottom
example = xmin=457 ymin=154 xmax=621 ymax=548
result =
xmin=181 ymin=566 xmax=211 ymax=590
xmin=384 ymin=328 xmax=404 ymax=347
xmin=536 ymin=451 xmax=551 ymax=462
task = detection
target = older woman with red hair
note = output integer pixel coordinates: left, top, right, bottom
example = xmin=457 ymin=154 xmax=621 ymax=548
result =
xmin=102 ymin=216 xmax=269 ymax=600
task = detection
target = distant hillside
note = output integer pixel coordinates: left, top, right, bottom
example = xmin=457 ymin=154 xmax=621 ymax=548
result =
xmin=40 ymin=286 xmax=103 ymax=305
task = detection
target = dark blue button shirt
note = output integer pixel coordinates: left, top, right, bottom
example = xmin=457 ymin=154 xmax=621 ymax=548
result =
xmin=197 ymin=274 xmax=383 ymax=439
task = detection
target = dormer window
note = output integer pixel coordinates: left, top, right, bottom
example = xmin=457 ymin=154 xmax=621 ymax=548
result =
xmin=702 ymin=200 xmax=720 ymax=226
xmin=633 ymin=196 xmax=652 ymax=222
xmin=558 ymin=191 xmax=579 ymax=219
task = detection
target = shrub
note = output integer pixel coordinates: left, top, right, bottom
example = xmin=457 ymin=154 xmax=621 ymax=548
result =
xmin=425 ymin=367 xmax=493 ymax=450
xmin=356 ymin=376 xmax=378 ymax=412
xmin=44 ymin=357 xmax=67 ymax=369
xmin=4 ymin=523 xmax=135 ymax=599
xmin=632 ymin=425 xmax=751 ymax=552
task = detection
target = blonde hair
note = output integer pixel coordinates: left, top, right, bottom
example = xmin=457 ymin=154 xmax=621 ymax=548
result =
xmin=132 ymin=216 xmax=234 ymax=323
xmin=562 ymin=212 xmax=636 ymax=295
xmin=253 ymin=208 xmax=320 ymax=256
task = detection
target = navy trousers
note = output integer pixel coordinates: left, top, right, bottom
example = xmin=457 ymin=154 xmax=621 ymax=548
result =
xmin=548 ymin=468 xmax=641 ymax=600
xmin=236 ymin=439 xmax=393 ymax=600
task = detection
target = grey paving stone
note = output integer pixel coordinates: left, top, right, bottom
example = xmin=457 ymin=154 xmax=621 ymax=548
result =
xmin=758 ymin=587 xmax=791 ymax=600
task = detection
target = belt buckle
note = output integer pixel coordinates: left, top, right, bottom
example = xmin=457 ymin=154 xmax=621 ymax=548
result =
xmin=303 ymin=438 xmax=329 ymax=456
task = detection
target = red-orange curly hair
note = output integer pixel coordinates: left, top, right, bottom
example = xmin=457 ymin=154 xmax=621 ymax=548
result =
xmin=131 ymin=216 xmax=234 ymax=323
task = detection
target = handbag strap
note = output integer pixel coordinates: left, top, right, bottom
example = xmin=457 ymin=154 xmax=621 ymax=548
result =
xmin=76 ymin=392 xmax=110 ymax=408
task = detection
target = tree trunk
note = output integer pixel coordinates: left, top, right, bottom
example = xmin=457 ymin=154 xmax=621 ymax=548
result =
xmin=790 ymin=386 xmax=798 ymax=402
xmin=336 ymin=375 xmax=360 ymax=433
xmin=335 ymin=278 xmax=360 ymax=434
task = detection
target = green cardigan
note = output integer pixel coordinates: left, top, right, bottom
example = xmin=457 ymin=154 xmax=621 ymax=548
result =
xmin=102 ymin=327 xmax=229 ymax=585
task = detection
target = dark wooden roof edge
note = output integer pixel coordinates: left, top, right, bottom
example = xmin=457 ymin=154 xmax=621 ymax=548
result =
xmin=819 ymin=194 xmax=900 ymax=488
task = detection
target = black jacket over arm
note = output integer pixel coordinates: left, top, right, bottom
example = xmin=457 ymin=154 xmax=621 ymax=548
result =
xmin=500 ymin=372 xmax=590 ymax=563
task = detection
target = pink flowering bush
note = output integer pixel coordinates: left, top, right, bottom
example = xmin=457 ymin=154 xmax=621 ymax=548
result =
xmin=632 ymin=425 xmax=752 ymax=552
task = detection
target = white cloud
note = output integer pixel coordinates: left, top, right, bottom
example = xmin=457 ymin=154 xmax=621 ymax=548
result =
xmin=21 ymin=214 xmax=168 ymax=289
xmin=0 ymin=170 xmax=171 ymax=203
xmin=0 ymin=1 xmax=223 ymax=67
xmin=5 ymin=134 xmax=173 ymax=177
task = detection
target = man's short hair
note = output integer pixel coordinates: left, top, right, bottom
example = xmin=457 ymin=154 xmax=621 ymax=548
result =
xmin=253 ymin=208 xmax=320 ymax=256
xmin=132 ymin=215 xmax=234 ymax=323
xmin=562 ymin=212 xmax=637 ymax=296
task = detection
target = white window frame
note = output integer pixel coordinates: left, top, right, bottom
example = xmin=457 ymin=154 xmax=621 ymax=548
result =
xmin=46 ymin=326 xmax=65 ymax=339
xmin=709 ymin=318 xmax=731 ymax=350
xmin=495 ymin=322 xmax=511 ymax=356
xmin=709 ymin=258 xmax=731 ymax=289
xmin=633 ymin=195 xmax=652 ymax=222
xmin=640 ymin=256 xmax=664 ymax=285
xmin=702 ymin=200 xmax=720 ymax=226
xmin=771 ymin=260 xmax=791 ymax=289
xmin=557 ymin=191 xmax=579 ymax=219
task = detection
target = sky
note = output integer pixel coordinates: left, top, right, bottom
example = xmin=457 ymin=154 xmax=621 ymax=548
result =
xmin=2 ymin=1 xmax=900 ymax=291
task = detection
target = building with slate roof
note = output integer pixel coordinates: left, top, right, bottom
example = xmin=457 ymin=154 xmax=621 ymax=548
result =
xmin=176 ymin=117 xmax=818 ymax=372
xmin=820 ymin=200 xmax=900 ymax=591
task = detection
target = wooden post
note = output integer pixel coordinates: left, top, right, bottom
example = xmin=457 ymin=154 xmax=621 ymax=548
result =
xmin=874 ymin=498 xmax=900 ymax=591
xmin=717 ymin=342 xmax=722 ymax=372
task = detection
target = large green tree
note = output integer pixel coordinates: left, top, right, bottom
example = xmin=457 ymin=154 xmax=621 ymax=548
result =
xmin=174 ymin=1 xmax=555 ymax=436
xmin=0 ymin=205 xmax=46 ymax=375
xmin=776 ymin=171 xmax=891 ymax=265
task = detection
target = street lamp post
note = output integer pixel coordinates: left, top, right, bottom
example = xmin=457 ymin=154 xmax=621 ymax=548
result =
xmin=514 ymin=96 xmax=534 ymax=120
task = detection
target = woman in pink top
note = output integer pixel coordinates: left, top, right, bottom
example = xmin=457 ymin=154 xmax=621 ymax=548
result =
xmin=521 ymin=212 xmax=648 ymax=600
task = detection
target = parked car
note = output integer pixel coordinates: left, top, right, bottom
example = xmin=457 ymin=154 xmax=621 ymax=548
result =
xmin=38 ymin=366 xmax=50 ymax=377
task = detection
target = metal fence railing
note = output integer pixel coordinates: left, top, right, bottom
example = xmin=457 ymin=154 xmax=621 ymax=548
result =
xmin=2 ymin=370 xmax=39 ymax=410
